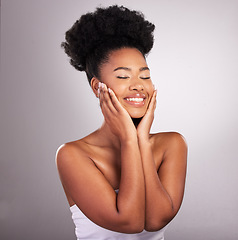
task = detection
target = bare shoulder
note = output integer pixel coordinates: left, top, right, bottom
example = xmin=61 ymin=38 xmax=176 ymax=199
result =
xmin=55 ymin=138 xmax=91 ymax=169
xmin=56 ymin=140 xmax=85 ymax=157
xmin=151 ymin=131 xmax=187 ymax=151
xmin=150 ymin=132 xmax=187 ymax=168
xmin=55 ymin=137 xmax=103 ymax=206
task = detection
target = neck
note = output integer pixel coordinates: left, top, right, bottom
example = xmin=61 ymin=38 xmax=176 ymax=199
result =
xmin=132 ymin=117 xmax=142 ymax=128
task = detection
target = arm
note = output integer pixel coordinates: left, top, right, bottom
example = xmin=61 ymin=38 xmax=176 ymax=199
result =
xmin=56 ymin=84 xmax=145 ymax=233
xmin=137 ymin=91 xmax=187 ymax=231
xmin=139 ymin=133 xmax=187 ymax=231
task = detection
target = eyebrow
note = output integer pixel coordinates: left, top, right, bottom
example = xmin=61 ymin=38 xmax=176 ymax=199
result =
xmin=113 ymin=67 xmax=150 ymax=72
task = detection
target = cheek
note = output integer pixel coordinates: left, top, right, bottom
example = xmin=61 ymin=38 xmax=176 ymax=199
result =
xmin=109 ymin=83 xmax=126 ymax=98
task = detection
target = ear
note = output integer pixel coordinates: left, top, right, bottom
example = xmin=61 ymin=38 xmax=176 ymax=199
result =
xmin=90 ymin=77 xmax=100 ymax=98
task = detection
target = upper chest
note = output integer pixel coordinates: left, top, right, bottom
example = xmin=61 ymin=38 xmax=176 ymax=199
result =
xmin=84 ymin=139 xmax=165 ymax=189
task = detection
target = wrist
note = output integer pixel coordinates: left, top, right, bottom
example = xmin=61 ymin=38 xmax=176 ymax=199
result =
xmin=137 ymin=132 xmax=150 ymax=143
xmin=119 ymin=127 xmax=137 ymax=141
xmin=138 ymin=136 xmax=153 ymax=150
xmin=120 ymin=134 xmax=138 ymax=146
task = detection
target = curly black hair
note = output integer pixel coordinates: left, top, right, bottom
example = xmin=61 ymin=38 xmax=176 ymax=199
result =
xmin=61 ymin=5 xmax=155 ymax=84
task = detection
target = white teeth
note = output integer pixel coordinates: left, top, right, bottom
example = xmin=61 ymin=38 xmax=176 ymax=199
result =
xmin=126 ymin=98 xmax=144 ymax=102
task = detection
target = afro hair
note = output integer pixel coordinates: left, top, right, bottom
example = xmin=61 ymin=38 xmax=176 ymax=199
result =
xmin=61 ymin=5 xmax=155 ymax=83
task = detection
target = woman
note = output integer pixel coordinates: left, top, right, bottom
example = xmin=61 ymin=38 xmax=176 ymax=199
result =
xmin=56 ymin=5 xmax=187 ymax=239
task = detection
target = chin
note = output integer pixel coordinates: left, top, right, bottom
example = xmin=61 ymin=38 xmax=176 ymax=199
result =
xmin=128 ymin=109 xmax=146 ymax=119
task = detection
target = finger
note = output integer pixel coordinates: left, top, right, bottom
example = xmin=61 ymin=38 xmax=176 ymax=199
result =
xmin=146 ymin=90 xmax=157 ymax=113
xmin=100 ymin=83 xmax=117 ymax=114
xmin=99 ymin=83 xmax=109 ymax=111
xmin=99 ymin=83 xmax=109 ymax=106
xmin=99 ymin=91 xmax=114 ymax=120
xmin=108 ymin=88 xmax=124 ymax=112
xmin=102 ymin=83 xmax=118 ymax=114
xmin=152 ymin=90 xmax=157 ymax=110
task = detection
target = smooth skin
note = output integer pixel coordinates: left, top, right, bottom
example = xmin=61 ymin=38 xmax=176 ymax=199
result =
xmin=56 ymin=48 xmax=187 ymax=233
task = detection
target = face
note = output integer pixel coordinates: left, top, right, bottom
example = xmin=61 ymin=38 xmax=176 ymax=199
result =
xmin=98 ymin=47 xmax=154 ymax=118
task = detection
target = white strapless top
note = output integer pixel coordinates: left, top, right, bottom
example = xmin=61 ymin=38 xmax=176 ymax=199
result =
xmin=70 ymin=196 xmax=168 ymax=240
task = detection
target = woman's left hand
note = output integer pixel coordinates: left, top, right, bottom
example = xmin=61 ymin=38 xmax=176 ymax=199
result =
xmin=137 ymin=90 xmax=157 ymax=141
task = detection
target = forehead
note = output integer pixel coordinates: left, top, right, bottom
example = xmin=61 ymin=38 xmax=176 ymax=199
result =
xmin=104 ymin=48 xmax=148 ymax=70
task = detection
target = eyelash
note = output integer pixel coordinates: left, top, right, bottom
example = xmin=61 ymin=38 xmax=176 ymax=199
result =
xmin=117 ymin=76 xmax=129 ymax=79
xmin=116 ymin=76 xmax=150 ymax=80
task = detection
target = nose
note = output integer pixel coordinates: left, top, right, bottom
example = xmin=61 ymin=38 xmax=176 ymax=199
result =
xmin=129 ymin=78 xmax=144 ymax=91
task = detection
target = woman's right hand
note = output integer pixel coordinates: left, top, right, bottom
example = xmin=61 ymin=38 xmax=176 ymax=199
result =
xmin=99 ymin=82 xmax=137 ymax=142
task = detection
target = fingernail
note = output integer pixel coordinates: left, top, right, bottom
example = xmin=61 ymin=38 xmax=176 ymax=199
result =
xmin=108 ymin=88 xmax=111 ymax=93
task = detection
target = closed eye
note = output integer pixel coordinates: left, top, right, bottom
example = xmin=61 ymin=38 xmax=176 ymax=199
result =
xmin=117 ymin=76 xmax=129 ymax=79
xmin=116 ymin=76 xmax=150 ymax=79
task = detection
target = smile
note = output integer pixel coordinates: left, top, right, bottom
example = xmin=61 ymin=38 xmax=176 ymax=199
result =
xmin=124 ymin=97 xmax=146 ymax=107
xmin=125 ymin=98 xmax=144 ymax=102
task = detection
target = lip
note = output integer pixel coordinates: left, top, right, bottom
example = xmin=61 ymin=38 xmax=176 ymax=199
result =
xmin=123 ymin=93 xmax=146 ymax=107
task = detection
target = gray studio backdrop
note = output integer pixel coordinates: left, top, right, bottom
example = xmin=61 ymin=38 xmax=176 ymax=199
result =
xmin=1 ymin=0 xmax=238 ymax=239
